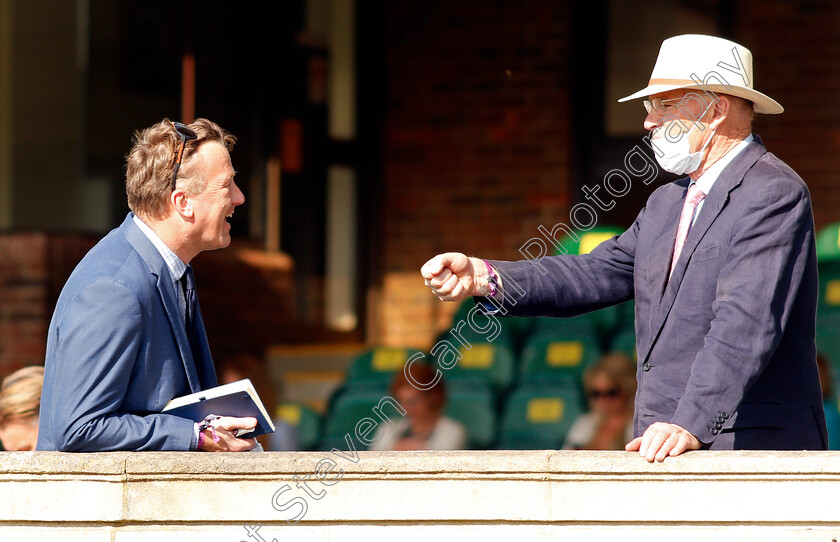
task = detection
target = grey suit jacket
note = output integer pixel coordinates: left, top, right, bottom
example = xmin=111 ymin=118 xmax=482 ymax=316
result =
xmin=488 ymin=137 xmax=827 ymax=450
xmin=37 ymin=214 xmax=218 ymax=451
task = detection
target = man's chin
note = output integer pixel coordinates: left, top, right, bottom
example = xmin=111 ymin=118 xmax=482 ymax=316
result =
xmin=205 ymin=234 xmax=231 ymax=252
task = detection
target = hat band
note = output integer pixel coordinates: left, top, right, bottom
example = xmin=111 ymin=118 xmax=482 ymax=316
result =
xmin=648 ymin=78 xmax=697 ymax=86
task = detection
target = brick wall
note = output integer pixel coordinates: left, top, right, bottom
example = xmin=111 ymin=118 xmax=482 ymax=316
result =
xmin=0 ymin=234 xmax=48 ymax=377
xmin=734 ymin=1 xmax=840 ymax=230
xmin=0 ymin=234 xmax=97 ymax=379
xmin=3 ymin=2 xmax=838 ymax=361
xmin=378 ymin=0 xmax=572 ymax=347
xmin=193 ymin=244 xmax=296 ymax=364
xmin=0 ymin=233 xmax=295 ymax=380
xmin=375 ymin=1 xmax=840 ymax=348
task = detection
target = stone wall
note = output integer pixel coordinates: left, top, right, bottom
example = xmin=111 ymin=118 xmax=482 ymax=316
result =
xmin=1 ymin=451 xmax=839 ymax=540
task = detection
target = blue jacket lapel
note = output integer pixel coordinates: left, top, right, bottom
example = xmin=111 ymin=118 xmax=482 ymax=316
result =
xmin=650 ymin=178 xmax=689 ymax=303
xmin=645 ymin=139 xmax=768 ymax=358
xmin=119 ymin=214 xmax=203 ymax=393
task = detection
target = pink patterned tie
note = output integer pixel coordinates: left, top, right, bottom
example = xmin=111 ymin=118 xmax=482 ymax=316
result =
xmin=670 ymin=183 xmax=706 ymax=277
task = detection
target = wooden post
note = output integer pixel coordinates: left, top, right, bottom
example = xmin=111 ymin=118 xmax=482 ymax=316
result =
xmin=265 ymin=156 xmax=281 ymax=252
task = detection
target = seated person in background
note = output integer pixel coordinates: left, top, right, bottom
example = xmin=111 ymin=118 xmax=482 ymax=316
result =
xmin=370 ymin=363 xmax=466 ymax=451
xmin=218 ymin=354 xmax=299 ymax=451
xmin=816 ymin=353 xmax=840 ymax=450
xmin=0 ymin=366 xmax=45 ymax=451
xmin=563 ymin=353 xmax=636 ymax=450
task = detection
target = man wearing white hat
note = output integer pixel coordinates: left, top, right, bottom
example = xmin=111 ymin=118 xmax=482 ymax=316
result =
xmin=421 ymin=34 xmax=827 ymax=460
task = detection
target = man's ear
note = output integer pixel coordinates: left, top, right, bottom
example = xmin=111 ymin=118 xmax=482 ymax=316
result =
xmin=171 ymin=189 xmax=194 ymax=219
xmin=710 ymin=95 xmax=731 ymax=129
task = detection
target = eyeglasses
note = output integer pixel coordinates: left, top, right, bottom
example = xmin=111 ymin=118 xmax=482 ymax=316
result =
xmin=170 ymin=121 xmax=197 ymax=190
xmin=643 ymin=97 xmax=685 ymax=115
xmin=586 ymin=387 xmax=621 ymax=399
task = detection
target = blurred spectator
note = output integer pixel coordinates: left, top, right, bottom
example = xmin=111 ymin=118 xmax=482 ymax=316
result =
xmin=218 ymin=354 xmax=298 ymax=451
xmin=816 ymin=353 xmax=840 ymax=450
xmin=563 ymin=353 xmax=636 ymax=450
xmin=0 ymin=366 xmax=45 ymax=451
xmin=369 ymin=363 xmax=466 ymax=451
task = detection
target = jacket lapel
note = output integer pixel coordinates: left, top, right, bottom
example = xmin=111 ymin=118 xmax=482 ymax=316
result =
xmin=650 ymin=179 xmax=689 ymax=302
xmin=643 ymin=138 xmax=768 ymax=362
xmin=664 ymin=182 xmax=729 ymax=291
xmin=120 ymin=214 xmax=203 ymax=393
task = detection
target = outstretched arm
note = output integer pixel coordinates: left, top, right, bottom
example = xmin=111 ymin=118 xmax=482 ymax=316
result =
xmin=421 ymin=212 xmax=640 ymax=317
xmin=421 ymin=252 xmax=495 ymax=302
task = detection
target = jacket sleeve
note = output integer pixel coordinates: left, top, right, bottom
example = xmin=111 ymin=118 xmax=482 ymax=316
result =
xmin=669 ymin=169 xmax=815 ymax=443
xmin=480 ymin=209 xmax=642 ymax=318
xmin=40 ymin=277 xmax=196 ymax=451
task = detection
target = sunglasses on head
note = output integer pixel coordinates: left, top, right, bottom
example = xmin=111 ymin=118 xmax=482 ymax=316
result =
xmin=170 ymin=121 xmax=197 ymax=190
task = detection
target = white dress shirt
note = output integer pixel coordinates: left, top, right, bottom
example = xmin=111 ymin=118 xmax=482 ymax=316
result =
xmin=132 ymin=214 xmax=188 ymax=320
xmin=691 ymin=133 xmax=755 ymax=224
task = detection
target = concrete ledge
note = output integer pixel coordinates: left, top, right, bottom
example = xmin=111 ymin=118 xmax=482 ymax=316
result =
xmin=3 ymin=451 xmax=840 ymax=540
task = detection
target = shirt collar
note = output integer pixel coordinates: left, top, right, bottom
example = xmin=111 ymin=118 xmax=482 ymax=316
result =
xmin=694 ymin=133 xmax=755 ymax=193
xmin=131 ymin=214 xmax=188 ymax=282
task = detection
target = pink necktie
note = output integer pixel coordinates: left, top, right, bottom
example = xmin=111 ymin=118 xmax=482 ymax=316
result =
xmin=670 ymin=184 xmax=705 ymax=277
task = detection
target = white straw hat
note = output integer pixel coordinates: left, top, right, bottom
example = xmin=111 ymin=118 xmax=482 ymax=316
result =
xmin=618 ymin=34 xmax=783 ymax=114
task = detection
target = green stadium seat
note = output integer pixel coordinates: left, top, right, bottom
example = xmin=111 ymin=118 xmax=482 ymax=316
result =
xmin=825 ymin=396 xmax=840 ymax=450
xmin=276 ymin=402 xmax=321 ymax=451
xmin=818 ymin=261 xmax=840 ymax=313
xmin=817 ymin=317 xmax=840 ymax=391
xmin=318 ymin=388 xmax=405 ymax=450
xmin=442 ymin=384 xmax=496 ymax=449
xmin=609 ymin=327 xmax=637 ymax=360
xmin=552 ymin=225 xmax=625 ymax=257
xmin=437 ymin=301 xmax=517 ymax=347
xmin=345 ymin=346 xmax=424 ymax=388
xmin=546 ymin=226 xmax=629 ymax=342
xmin=496 ymin=383 xmax=585 ymax=449
xmin=817 ymin=261 xmax=840 ymax=382
xmin=518 ymin=325 xmax=602 ymax=387
xmin=816 ymin=222 xmax=840 ymax=262
xmin=432 ymin=338 xmax=516 ymax=391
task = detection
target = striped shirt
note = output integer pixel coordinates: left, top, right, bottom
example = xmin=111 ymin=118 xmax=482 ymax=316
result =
xmin=132 ymin=214 xmax=188 ymax=321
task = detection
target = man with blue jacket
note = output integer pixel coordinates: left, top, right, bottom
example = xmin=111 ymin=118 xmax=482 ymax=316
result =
xmin=38 ymin=118 xmax=256 ymax=452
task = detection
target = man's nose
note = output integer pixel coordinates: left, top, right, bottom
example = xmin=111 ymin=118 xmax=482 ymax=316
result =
xmin=232 ymin=182 xmax=245 ymax=206
xmin=643 ymin=111 xmax=661 ymax=131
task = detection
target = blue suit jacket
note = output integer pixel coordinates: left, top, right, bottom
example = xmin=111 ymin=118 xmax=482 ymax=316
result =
xmin=37 ymin=214 xmax=218 ymax=451
xmin=488 ymin=138 xmax=827 ymax=450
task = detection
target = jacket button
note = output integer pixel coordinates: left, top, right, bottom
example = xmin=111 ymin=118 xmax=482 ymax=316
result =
xmin=714 ymin=422 xmax=723 ymax=429
xmin=642 ymin=362 xmax=651 ymax=372
xmin=711 ymin=428 xmax=719 ymax=435
xmin=721 ymin=412 xmax=729 ymax=419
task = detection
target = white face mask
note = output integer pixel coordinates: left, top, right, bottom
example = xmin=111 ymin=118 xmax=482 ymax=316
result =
xmin=652 ymin=103 xmax=716 ymax=175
